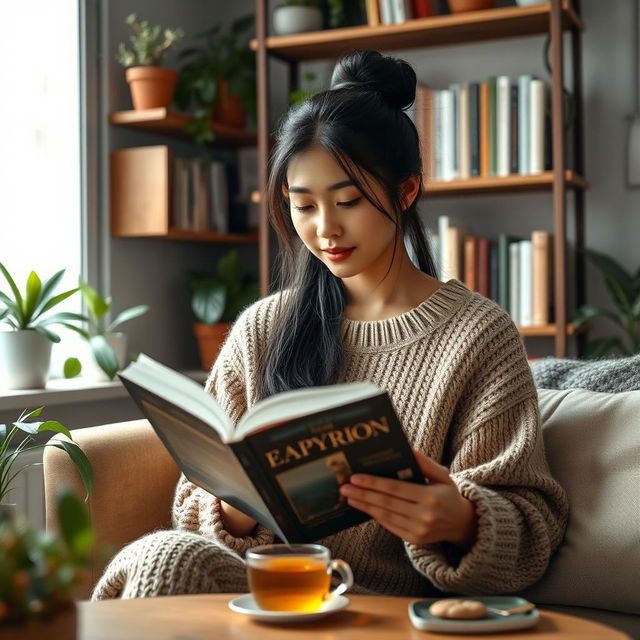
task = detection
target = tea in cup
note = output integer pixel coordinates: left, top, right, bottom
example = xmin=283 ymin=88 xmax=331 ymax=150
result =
xmin=246 ymin=543 xmax=353 ymax=612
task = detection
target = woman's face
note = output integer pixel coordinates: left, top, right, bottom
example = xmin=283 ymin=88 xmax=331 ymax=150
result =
xmin=285 ymin=146 xmax=400 ymax=282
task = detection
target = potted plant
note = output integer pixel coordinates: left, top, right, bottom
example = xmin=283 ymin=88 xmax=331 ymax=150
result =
xmin=0 ymin=487 xmax=96 ymax=635
xmin=116 ymin=13 xmax=184 ymax=111
xmin=273 ymin=0 xmax=323 ymax=35
xmin=573 ymin=249 xmax=640 ymax=358
xmin=189 ymin=250 xmax=259 ymax=370
xmin=174 ymin=15 xmax=256 ymax=143
xmin=0 ymin=264 xmax=84 ymax=390
xmin=78 ymin=282 xmax=149 ymax=381
xmin=0 ymin=407 xmax=93 ymax=512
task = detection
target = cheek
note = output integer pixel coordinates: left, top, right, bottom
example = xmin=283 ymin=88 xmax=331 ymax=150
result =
xmin=291 ymin=214 xmax=314 ymax=245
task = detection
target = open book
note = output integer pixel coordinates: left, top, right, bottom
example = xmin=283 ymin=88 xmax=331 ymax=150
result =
xmin=119 ymin=355 xmax=424 ymax=543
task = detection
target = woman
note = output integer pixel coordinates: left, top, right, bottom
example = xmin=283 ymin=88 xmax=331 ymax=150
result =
xmin=93 ymin=50 xmax=567 ymax=600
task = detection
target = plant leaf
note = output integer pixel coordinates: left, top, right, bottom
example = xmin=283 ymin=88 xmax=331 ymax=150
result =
xmin=586 ymin=249 xmax=635 ymax=313
xmin=23 ymin=406 xmax=45 ymax=420
xmin=31 ymin=268 xmax=65 ymax=318
xmin=55 ymin=487 xmax=94 ymax=559
xmin=64 ymin=357 xmax=82 ymax=378
xmin=192 ymin=282 xmax=226 ymax=324
xmin=38 ymin=420 xmax=73 ymax=439
xmin=51 ymin=441 xmax=94 ymax=497
xmin=90 ymin=335 xmax=119 ymax=379
xmin=79 ymin=281 xmax=110 ymax=322
xmin=584 ymin=336 xmax=628 ymax=359
xmin=573 ymin=305 xmax=622 ymax=327
xmin=34 ymin=324 xmax=61 ymax=343
xmin=23 ymin=271 xmax=42 ymax=324
xmin=35 ymin=287 xmax=80 ymax=318
xmin=107 ymin=305 xmax=149 ymax=332
xmin=13 ymin=420 xmax=41 ymax=435
xmin=0 ymin=263 xmax=25 ymax=326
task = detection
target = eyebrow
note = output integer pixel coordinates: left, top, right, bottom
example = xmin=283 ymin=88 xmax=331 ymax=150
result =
xmin=287 ymin=180 xmax=355 ymax=194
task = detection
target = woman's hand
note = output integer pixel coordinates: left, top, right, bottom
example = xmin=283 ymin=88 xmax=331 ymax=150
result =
xmin=219 ymin=501 xmax=258 ymax=537
xmin=339 ymin=450 xmax=478 ymax=550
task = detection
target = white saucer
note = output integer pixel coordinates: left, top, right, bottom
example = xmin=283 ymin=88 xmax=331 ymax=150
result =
xmin=228 ymin=594 xmax=349 ymax=623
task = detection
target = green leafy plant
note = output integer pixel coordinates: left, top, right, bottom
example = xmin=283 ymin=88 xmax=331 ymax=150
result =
xmin=573 ymin=249 xmax=640 ymax=358
xmin=0 ymin=263 xmax=84 ymax=344
xmin=174 ymin=15 xmax=256 ymax=144
xmin=189 ymin=250 xmax=259 ymax=325
xmin=0 ymin=408 xmax=93 ymax=505
xmin=78 ymin=282 xmax=149 ymax=380
xmin=289 ymin=71 xmax=323 ymax=106
xmin=0 ymin=487 xmax=97 ymax=623
xmin=116 ymin=13 xmax=184 ymax=67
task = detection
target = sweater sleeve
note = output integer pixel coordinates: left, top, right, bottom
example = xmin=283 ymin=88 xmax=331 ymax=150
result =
xmin=405 ymin=322 xmax=569 ymax=594
xmin=171 ymin=310 xmax=275 ymax=555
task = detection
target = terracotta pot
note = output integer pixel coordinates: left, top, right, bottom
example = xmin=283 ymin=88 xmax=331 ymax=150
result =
xmin=193 ymin=322 xmax=230 ymax=371
xmin=213 ymin=79 xmax=247 ymax=129
xmin=447 ymin=0 xmax=494 ymax=12
xmin=125 ymin=66 xmax=178 ymax=110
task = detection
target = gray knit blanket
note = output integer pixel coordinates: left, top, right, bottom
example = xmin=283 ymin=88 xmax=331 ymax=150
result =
xmin=530 ymin=354 xmax=640 ymax=393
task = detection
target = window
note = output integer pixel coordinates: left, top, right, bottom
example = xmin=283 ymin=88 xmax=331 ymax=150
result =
xmin=0 ymin=1 xmax=82 ymax=377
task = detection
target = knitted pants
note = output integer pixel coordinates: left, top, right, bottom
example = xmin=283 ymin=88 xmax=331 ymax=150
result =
xmin=92 ymin=530 xmax=249 ymax=600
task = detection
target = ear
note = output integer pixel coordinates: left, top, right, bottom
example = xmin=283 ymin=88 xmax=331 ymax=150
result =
xmin=400 ymin=175 xmax=421 ymax=211
xmin=282 ymin=184 xmax=289 ymax=198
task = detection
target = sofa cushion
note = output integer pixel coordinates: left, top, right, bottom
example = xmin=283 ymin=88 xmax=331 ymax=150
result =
xmin=520 ymin=388 xmax=640 ymax=615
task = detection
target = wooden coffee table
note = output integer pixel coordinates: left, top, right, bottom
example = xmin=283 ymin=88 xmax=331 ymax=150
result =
xmin=77 ymin=594 xmax=631 ymax=639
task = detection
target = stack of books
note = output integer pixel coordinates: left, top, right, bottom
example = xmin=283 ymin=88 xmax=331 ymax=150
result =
xmin=434 ymin=216 xmax=554 ymax=327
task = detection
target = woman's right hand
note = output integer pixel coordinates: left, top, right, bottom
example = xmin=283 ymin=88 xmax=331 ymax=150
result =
xmin=220 ymin=500 xmax=258 ymax=536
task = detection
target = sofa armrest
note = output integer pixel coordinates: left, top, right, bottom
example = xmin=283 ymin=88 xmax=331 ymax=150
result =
xmin=43 ymin=419 xmax=180 ymax=596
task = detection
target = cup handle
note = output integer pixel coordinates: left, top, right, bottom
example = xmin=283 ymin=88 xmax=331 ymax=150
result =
xmin=327 ymin=559 xmax=354 ymax=599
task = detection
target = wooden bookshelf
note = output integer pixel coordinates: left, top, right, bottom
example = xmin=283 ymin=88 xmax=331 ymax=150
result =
xmin=425 ymin=171 xmax=589 ymax=197
xmin=251 ymin=2 xmax=583 ymax=62
xmin=109 ymin=108 xmax=257 ymax=147
xmin=125 ymin=229 xmax=259 ymax=244
xmin=519 ymin=324 xmax=579 ymax=337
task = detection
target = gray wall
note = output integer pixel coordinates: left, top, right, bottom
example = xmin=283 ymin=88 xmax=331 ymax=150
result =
xmin=103 ymin=0 xmax=639 ymax=369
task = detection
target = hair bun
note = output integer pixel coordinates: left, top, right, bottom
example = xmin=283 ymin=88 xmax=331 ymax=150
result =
xmin=330 ymin=50 xmax=416 ymax=111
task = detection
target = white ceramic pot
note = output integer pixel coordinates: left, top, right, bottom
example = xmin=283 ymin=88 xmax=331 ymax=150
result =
xmin=82 ymin=332 xmax=128 ymax=382
xmin=273 ymin=6 xmax=323 ymax=36
xmin=0 ymin=330 xmax=52 ymax=390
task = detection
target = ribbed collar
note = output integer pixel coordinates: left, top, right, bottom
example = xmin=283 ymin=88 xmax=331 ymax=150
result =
xmin=341 ymin=279 xmax=471 ymax=352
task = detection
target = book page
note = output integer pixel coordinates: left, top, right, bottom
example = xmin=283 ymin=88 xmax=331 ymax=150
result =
xmin=122 ymin=355 xmax=234 ymax=440
xmin=234 ymin=382 xmax=381 ymax=441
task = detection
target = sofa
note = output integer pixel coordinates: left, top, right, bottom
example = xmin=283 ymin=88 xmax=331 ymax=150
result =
xmin=43 ymin=386 xmax=640 ymax=638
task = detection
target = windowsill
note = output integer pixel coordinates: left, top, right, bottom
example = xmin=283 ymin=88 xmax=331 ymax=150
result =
xmin=0 ymin=370 xmax=209 ymax=411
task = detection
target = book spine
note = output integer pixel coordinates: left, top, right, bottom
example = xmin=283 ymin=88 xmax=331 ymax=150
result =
xmin=438 ymin=214 xmax=449 ymax=280
xmin=497 ymin=233 xmax=511 ymax=310
xmin=488 ymin=76 xmax=498 ymax=176
xmin=422 ymin=86 xmax=435 ymax=183
xmin=380 ymin=0 xmax=395 ymax=24
xmin=509 ymin=241 xmax=520 ymax=326
xmin=441 ymin=89 xmax=455 ymax=181
xmin=518 ymin=74 xmax=531 ymax=174
xmin=496 ymin=75 xmax=510 ymax=177
xmin=477 ymin=237 xmax=490 ymax=298
xmin=469 ymin=82 xmax=480 ymax=177
xmin=392 ymin=0 xmax=405 ymax=22
xmin=530 ymin=79 xmax=546 ymax=174
xmin=447 ymin=226 xmax=461 ymax=281
xmin=449 ymin=84 xmax=460 ymax=179
xmin=463 ymin=234 xmax=477 ymax=291
xmin=434 ymin=90 xmax=443 ymax=181
xmin=510 ymin=83 xmax=519 ymax=175
xmin=519 ymin=240 xmax=533 ymax=327
xmin=490 ymin=239 xmax=499 ymax=302
xmin=459 ymin=83 xmax=471 ymax=180
xmin=479 ymin=82 xmax=490 ymax=177
xmin=411 ymin=0 xmax=434 ymax=17
xmin=532 ymin=230 xmax=552 ymax=326
xmin=365 ymin=0 xmax=381 ymax=26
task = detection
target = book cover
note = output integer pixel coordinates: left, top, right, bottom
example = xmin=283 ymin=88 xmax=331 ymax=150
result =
xmin=490 ymin=239 xmax=499 ymax=303
xmin=365 ymin=0 xmax=381 ymax=26
xmin=510 ymin=83 xmax=519 ymax=175
xmin=119 ymin=355 xmax=424 ymax=543
xmin=497 ymin=234 xmax=521 ymax=311
xmin=412 ymin=0 xmax=434 ymax=17
xmin=477 ymin=237 xmax=490 ymax=298
xmin=518 ymin=240 xmax=533 ymax=327
xmin=488 ymin=76 xmax=498 ymax=176
xmin=449 ymin=83 xmax=460 ymax=179
xmin=463 ymin=234 xmax=478 ymax=292
xmin=518 ymin=74 xmax=531 ymax=175
xmin=509 ymin=241 xmax=520 ymax=326
xmin=380 ymin=0 xmax=396 ymax=24
xmin=530 ymin=79 xmax=546 ymax=174
xmin=441 ymin=89 xmax=455 ymax=181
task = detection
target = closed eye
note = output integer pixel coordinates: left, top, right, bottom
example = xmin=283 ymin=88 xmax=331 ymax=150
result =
xmin=338 ymin=197 xmax=362 ymax=208
xmin=293 ymin=204 xmax=314 ymax=212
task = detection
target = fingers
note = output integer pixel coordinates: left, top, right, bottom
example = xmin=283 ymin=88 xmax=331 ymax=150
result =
xmin=413 ymin=450 xmax=452 ymax=484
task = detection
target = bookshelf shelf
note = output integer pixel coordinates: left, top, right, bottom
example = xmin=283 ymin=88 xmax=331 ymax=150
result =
xmin=519 ymin=324 xmax=579 ymax=338
xmin=109 ymin=108 xmax=257 ymax=147
xmin=250 ymin=2 xmax=582 ymax=62
xmin=112 ymin=228 xmax=259 ymax=244
xmin=425 ymin=171 xmax=589 ymax=197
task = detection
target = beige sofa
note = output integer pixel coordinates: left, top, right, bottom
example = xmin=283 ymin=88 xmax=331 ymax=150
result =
xmin=43 ymin=387 xmax=640 ymax=638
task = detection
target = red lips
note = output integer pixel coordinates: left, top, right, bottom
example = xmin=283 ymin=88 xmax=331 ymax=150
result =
xmin=323 ymin=247 xmax=355 ymax=262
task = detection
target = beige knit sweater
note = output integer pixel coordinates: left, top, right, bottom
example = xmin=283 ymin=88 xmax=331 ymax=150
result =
xmin=172 ymin=279 xmax=568 ymax=597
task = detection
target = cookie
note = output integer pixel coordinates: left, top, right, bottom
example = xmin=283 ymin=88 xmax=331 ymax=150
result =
xmin=428 ymin=598 xmax=488 ymax=620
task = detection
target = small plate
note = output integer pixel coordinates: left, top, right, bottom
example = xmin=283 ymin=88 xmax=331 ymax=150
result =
xmin=228 ymin=594 xmax=350 ymax=624
xmin=408 ymin=596 xmax=539 ymax=634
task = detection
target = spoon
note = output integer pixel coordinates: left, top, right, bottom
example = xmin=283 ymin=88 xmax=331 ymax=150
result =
xmin=486 ymin=602 xmax=536 ymax=617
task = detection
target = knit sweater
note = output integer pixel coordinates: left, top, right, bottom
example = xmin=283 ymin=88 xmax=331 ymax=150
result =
xmin=173 ymin=279 xmax=569 ymax=596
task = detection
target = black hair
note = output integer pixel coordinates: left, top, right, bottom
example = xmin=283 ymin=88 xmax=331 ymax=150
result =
xmin=256 ymin=50 xmax=437 ymax=400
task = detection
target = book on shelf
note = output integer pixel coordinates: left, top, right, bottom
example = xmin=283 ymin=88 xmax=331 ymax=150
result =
xmin=509 ymin=241 xmax=521 ymax=325
xmin=530 ymin=79 xmax=546 ymax=174
xmin=532 ymin=230 xmax=553 ymax=326
xmin=365 ymin=0 xmax=381 ymax=26
xmin=458 ymin=83 xmax=471 ymax=180
xmin=463 ymin=234 xmax=478 ymax=292
xmin=518 ymin=240 xmax=533 ymax=327
xmin=119 ymin=355 xmax=424 ymax=543
xmin=496 ymin=75 xmax=511 ymax=177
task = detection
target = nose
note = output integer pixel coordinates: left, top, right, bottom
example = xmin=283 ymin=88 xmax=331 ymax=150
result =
xmin=316 ymin=206 xmax=342 ymax=239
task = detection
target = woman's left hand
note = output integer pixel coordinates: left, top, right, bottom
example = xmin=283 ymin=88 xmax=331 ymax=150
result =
xmin=339 ymin=450 xmax=478 ymax=549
